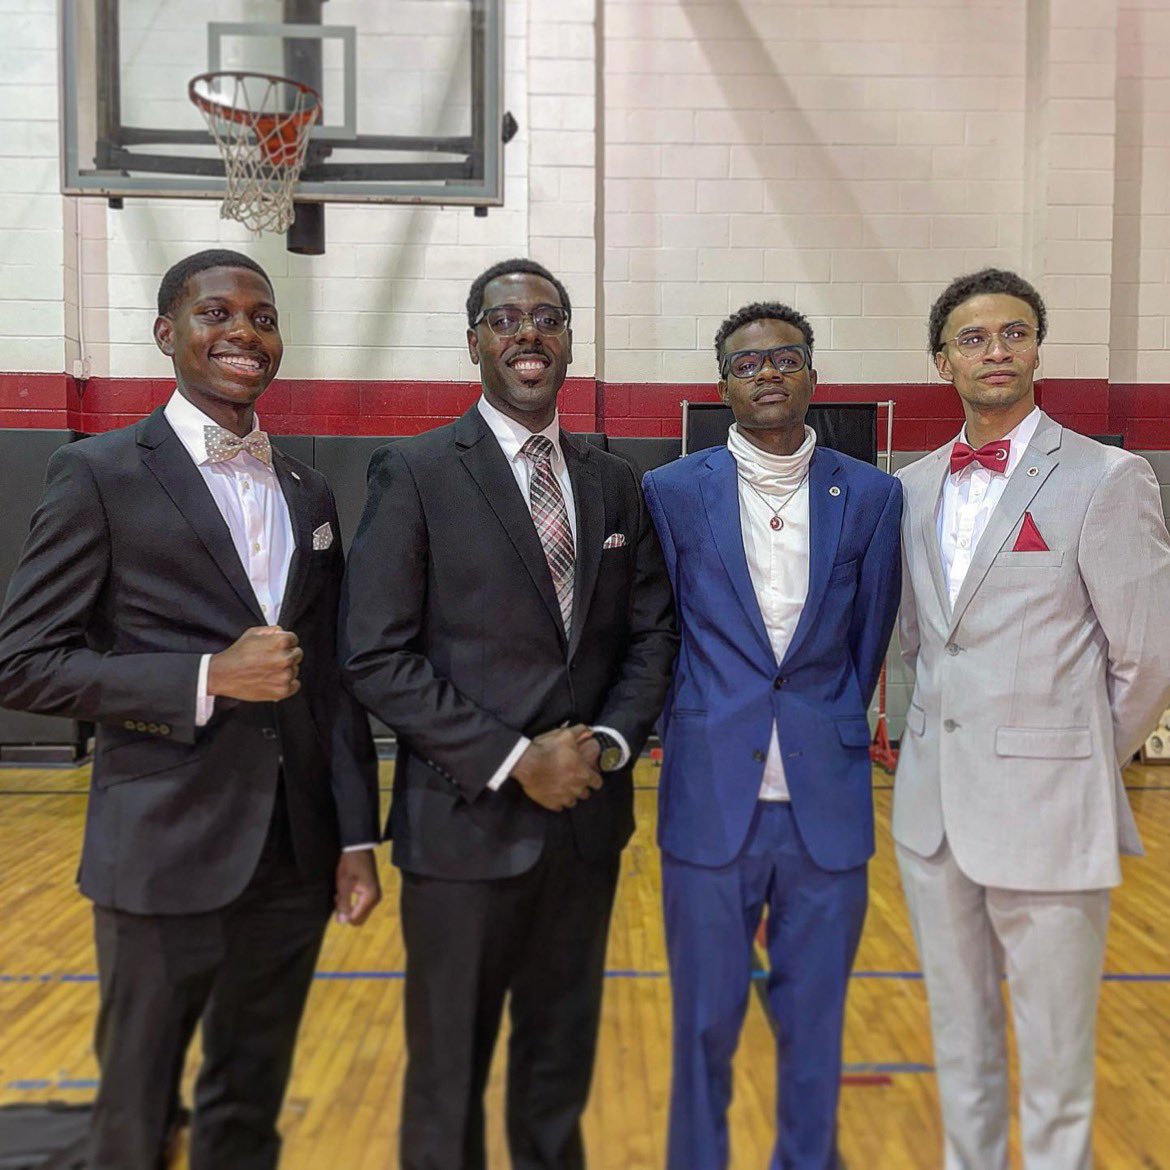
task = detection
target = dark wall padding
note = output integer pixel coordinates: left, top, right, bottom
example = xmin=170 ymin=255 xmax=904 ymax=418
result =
xmin=0 ymin=429 xmax=85 ymax=746
xmin=683 ymin=402 xmax=880 ymax=465
xmin=607 ymin=436 xmax=682 ymax=480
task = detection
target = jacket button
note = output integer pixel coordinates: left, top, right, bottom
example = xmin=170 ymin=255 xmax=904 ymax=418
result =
xmin=773 ymin=676 xmax=785 ymax=690
xmin=123 ymin=720 xmax=135 ymax=731
xmin=946 ymin=643 xmax=961 ymax=656
xmin=944 ymin=719 xmax=958 ymax=732
xmin=752 ymin=749 xmax=766 ymax=762
xmin=136 ymin=721 xmax=147 ymax=731
xmin=262 ymin=728 xmax=277 ymax=740
xmin=147 ymin=723 xmax=158 ymax=733
xmin=159 ymin=724 xmax=170 ymax=736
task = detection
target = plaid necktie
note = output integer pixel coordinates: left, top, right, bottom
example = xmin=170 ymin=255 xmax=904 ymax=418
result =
xmin=521 ymin=434 xmax=575 ymax=636
xmin=203 ymin=424 xmax=273 ymax=469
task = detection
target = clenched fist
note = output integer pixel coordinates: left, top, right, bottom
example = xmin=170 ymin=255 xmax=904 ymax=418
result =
xmin=207 ymin=626 xmax=303 ymax=702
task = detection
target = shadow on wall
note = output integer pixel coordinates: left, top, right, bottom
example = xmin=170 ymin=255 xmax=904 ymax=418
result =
xmin=677 ymin=0 xmax=901 ymax=313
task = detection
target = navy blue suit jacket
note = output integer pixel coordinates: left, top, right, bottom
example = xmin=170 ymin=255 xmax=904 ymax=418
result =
xmin=643 ymin=443 xmax=902 ymax=873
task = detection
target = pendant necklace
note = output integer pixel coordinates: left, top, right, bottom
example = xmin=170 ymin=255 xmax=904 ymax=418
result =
xmin=742 ymin=470 xmax=809 ymax=531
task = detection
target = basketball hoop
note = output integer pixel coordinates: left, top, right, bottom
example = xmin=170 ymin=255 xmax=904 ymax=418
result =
xmin=189 ymin=71 xmax=321 ymax=235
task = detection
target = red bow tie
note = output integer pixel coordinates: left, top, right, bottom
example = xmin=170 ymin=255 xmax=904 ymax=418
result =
xmin=950 ymin=439 xmax=1010 ymax=475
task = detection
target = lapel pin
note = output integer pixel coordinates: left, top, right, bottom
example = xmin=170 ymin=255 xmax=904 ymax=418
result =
xmin=1026 ymin=467 xmax=1038 ymax=477
xmin=829 ymin=485 xmax=841 ymax=497
xmin=290 ymin=469 xmax=301 ymax=481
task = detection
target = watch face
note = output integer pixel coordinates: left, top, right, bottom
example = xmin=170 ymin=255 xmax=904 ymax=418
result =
xmin=599 ymin=745 xmax=624 ymax=772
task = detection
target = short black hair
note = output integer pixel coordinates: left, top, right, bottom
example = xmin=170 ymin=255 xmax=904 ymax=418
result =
xmin=465 ymin=258 xmax=572 ymax=327
xmin=157 ymin=249 xmax=273 ymax=317
xmin=713 ymin=302 xmax=814 ymax=366
xmin=928 ymin=268 xmax=1047 ymax=354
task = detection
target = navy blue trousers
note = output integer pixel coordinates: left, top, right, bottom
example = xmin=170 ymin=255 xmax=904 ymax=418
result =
xmin=662 ymin=802 xmax=867 ymax=1170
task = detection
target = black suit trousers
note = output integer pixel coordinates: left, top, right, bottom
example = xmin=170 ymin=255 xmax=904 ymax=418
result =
xmin=89 ymin=798 xmax=332 ymax=1170
xmin=399 ymin=813 xmax=621 ymax=1170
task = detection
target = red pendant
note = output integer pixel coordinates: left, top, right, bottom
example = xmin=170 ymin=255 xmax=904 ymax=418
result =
xmin=770 ymin=516 xmax=783 ymax=531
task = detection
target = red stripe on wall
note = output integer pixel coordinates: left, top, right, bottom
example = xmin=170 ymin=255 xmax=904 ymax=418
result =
xmin=0 ymin=374 xmax=1162 ymax=448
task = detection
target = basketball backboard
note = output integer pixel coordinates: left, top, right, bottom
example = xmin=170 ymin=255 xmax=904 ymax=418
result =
xmin=60 ymin=1 xmax=507 ymax=210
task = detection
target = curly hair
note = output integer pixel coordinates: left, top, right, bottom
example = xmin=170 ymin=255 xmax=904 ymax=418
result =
xmin=157 ymin=249 xmax=272 ymax=317
xmin=928 ymin=268 xmax=1047 ymax=354
xmin=713 ymin=302 xmax=814 ymax=367
xmin=465 ymin=258 xmax=572 ymax=327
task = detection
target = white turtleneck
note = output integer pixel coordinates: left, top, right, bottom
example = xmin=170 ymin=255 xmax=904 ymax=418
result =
xmin=727 ymin=423 xmax=816 ymax=802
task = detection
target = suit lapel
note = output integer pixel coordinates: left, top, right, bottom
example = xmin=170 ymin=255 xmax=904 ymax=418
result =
xmin=456 ymin=409 xmax=566 ymax=640
xmin=272 ymin=450 xmax=314 ymax=627
xmin=781 ymin=448 xmax=844 ymax=667
xmin=562 ymin=433 xmax=604 ymax=659
xmin=137 ymin=409 xmax=265 ymax=622
xmin=919 ymin=450 xmax=952 ymax=618
xmin=948 ymin=414 xmax=1062 ymax=631
xmin=698 ymin=448 xmax=773 ymax=662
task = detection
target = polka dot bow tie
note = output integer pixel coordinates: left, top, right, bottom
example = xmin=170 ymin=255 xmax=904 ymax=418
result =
xmin=949 ymin=439 xmax=1010 ymax=476
xmin=203 ymin=425 xmax=273 ymax=469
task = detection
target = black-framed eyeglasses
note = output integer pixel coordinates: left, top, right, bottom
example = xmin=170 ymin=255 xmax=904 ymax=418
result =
xmin=947 ymin=324 xmax=1037 ymax=356
xmin=472 ymin=303 xmax=569 ymax=337
xmin=720 ymin=344 xmax=811 ymax=379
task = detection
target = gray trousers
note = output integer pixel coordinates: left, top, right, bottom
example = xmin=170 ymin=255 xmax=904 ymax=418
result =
xmin=897 ymin=840 xmax=1110 ymax=1170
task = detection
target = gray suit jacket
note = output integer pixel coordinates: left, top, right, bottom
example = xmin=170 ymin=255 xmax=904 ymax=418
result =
xmin=894 ymin=411 xmax=1170 ymax=891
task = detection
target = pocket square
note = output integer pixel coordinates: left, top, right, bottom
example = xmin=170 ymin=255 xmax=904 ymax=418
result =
xmin=602 ymin=532 xmax=627 ymax=550
xmin=312 ymin=522 xmax=334 ymax=551
xmin=1012 ymin=512 xmax=1049 ymax=553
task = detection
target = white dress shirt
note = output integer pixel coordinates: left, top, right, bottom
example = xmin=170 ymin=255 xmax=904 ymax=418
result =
xmin=938 ymin=407 xmax=1041 ymax=606
xmin=163 ymin=390 xmax=294 ymax=725
xmin=728 ymin=423 xmax=816 ymax=802
xmin=476 ymin=395 xmax=631 ymax=790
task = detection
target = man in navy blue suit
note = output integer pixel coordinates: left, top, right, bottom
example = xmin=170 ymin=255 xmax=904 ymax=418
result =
xmin=643 ymin=302 xmax=902 ymax=1170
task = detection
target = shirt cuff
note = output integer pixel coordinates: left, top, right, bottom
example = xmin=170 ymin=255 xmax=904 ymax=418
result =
xmin=342 ymin=843 xmax=378 ymax=853
xmin=591 ymin=725 xmax=631 ymax=769
xmin=488 ymin=736 xmax=531 ymax=791
xmin=195 ymin=654 xmax=216 ymax=727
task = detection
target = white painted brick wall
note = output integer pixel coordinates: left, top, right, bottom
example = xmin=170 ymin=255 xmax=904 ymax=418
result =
xmin=0 ymin=0 xmax=1168 ymax=391
xmin=1110 ymin=2 xmax=1170 ymax=383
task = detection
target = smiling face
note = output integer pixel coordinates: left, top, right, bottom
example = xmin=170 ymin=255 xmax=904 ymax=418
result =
xmin=934 ymin=292 xmax=1040 ymax=419
xmin=718 ymin=317 xmax=816 ymax=451
xmin=153 ymin=266 xmax=282 ymax=432
xmin=467 ymin=271 xmax=572 ymax=431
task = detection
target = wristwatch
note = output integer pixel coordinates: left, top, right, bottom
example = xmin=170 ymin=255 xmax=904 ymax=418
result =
xmin=591 ymin=730 xmax=625 ymax=773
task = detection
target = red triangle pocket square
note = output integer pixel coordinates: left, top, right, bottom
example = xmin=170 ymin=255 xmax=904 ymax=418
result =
xmin=1012 ymin=512 xmax=1050 ymax=552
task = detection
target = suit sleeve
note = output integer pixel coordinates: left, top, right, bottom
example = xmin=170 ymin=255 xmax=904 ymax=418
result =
xmin=1078 ymin=453 xmax=1170 ymax=762
xmin=894 ymin=469 xmax=920 ymax=676
xmin=847 ymin=476 xmax=903 ymax=706
xmin=641 ymin=470 xmax=679 ymax=741
xmin=591 ymin=463 xmax=679 ymax=757
xmin=318 ymin=484 xmax=381 ymax=847
xmin=0 ymin=446 xmax=201 ymax=743
xmin=339 ymin=444 xmax=521 ymax=802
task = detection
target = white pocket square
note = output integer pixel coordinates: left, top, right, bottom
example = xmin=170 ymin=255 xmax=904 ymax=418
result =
xmin=312 ymin=522 xmax=334 ymax=551
xmin=602 ymin=532 xmax=627 ymax=550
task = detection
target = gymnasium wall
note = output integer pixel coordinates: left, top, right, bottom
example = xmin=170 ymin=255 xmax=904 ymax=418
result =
xmin=0 ymin=0 xmax=1166 ymax=446
xmin=1 ymin=1 xmax=1170 ymax=744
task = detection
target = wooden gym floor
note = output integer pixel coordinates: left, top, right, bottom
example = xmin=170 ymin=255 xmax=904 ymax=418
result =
xmin=1 ymin=758 xmax=1168 ymax=1169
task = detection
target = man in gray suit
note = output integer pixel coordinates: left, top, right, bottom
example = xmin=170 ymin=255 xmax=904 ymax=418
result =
xmin=894 ymin=268 xmax=1170 ymax=1170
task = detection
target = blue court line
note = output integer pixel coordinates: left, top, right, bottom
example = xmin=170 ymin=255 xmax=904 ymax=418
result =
xmin=842 ymin=1062 xmax=933 ymax=1075
xmin=6 ymin=1078 xmax=99 ymax=1091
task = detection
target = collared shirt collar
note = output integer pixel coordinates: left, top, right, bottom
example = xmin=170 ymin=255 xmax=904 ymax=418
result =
xmin=163 ymin=389 xmax=263 ymax=467
xmin=476 ymin=393 xmax=564 ymax=472
xmin=954 ymin=405 xmax=1041 ymax=480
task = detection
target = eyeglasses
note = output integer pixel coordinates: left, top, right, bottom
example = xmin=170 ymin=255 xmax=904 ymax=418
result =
xmin=947 ymin=324 xmax=1037 ymax=356
xmin=720 ymin=344 xmax=811 ymax=379
xmin=473 ymin=303 xmax=569 ymax=337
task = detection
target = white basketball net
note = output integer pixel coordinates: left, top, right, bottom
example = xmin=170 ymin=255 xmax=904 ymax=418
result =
xmin=192 ymin=73 xmax=321 ymax=235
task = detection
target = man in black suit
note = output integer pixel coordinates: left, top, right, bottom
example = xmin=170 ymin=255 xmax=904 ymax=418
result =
xmin=341 ymin=258 xmax=678 ymax=1170
xmin=0 ymin=249 xmax=381 ymax=1170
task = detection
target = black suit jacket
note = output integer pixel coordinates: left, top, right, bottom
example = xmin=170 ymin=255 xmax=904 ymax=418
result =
xmin=340 ymin=407 xmax=678 ymax=881
xmin=0 ymin=408 xmax=380 ymax=915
